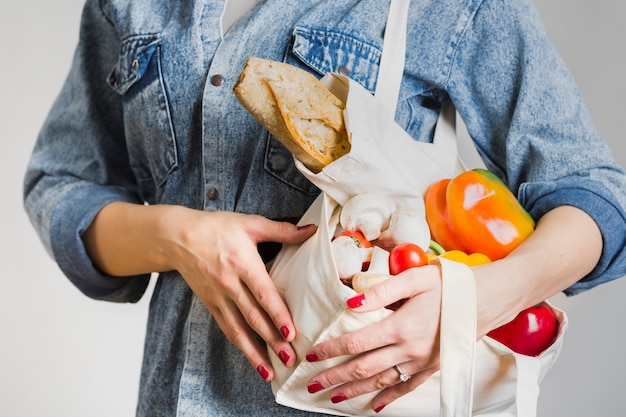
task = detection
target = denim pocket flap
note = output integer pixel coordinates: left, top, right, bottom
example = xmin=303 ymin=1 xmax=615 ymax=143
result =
xmin=291 ymin=27 xmax=381 ymax=93
xmin=107 ymin=34 xmax=161 ymax=95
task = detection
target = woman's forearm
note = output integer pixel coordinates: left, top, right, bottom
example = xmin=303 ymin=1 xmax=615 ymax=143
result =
xmin=474 ymin=205 xmax=603 ymax=336
xmin=82 ymin=202 xmax=179 ymax=277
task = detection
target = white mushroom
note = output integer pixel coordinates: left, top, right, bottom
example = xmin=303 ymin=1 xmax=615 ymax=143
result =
xmin=377 ymin=207 xmax=431 ymax=251
xmin=339 ymin=192 xmax=393 ymax=241
xmin=352 ymin=272 xmax=390 ymax=293
xmin=331 ymin=235 xmax=372 ymax=280
xmin=352 ymin=247 xmax=391 ymax=292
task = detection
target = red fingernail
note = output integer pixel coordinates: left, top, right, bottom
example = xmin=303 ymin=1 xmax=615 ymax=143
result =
xmin=278 ymin=350 xmax=290 ymax=365
xmin=280 ymin=325 xmax=290 ymax=339
xmin=256 ymin=365 xmax=270 ymax=381
xmin=374 ymin=404 xmax=387 ymax=413
xmin=331 ymin=394 xmax=348 ymax=404
xmin=307 ymin=381 xmax=324 ymax=394
xmin=347 ymin=293 xmax=366 ymax=309
xmin=297 ymin=224 xmax=315 ymax=230
xmin=306 ymin=352 xmax=319 ymax=362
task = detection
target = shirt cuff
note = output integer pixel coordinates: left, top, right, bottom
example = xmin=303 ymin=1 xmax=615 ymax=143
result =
xmin=523 ymin=183 xmax=626 ymax=296
xmin=49 ymin=184 xmax=151 ymax=302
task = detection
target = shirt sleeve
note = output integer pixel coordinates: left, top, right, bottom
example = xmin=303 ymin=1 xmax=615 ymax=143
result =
xmin=23 ymin=0 xmax=150 ymax=302
xmin=522 ymin=181 xmax=626 ymax=296
xmin=440 ymin=0 xmax=626 ymax=294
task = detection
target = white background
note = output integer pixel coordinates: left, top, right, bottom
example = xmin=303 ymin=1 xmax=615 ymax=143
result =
xmin=1 ymin=1 xmax=625 ymax=416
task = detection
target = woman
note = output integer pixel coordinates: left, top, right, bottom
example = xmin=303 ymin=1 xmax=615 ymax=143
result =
xmin=24 ymin=0 xmax=626 ymax=415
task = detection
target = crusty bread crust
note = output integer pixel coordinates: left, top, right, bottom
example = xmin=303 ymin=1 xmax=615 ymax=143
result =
xmin=233 ymin=57 xmax=350 ymax=173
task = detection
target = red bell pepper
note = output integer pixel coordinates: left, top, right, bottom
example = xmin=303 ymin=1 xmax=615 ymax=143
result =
xmin=424 ymin=169 xmax=535 ymax=261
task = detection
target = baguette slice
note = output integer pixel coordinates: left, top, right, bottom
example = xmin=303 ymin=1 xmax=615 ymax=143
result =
xmin=233 ymin=57 xmax=350 ymax=173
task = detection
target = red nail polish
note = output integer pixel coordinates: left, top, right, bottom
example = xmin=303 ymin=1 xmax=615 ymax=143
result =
xmin=347 ymin=293 xmax=366 ymax=309
xmin=280 ymin=325 xmax=290 ymax=339
xmin=307 ymin=381 xmax=324 ymax=394
xmin=374 ymin=404 xmax=387 ymax=413
xmin=331 ymin=394 xmax=348 ymax=404
xmin=306 ymin=352 xmax=319 ymax=362
xmin=256 ymin=365 xmax=270 ymax=381
xmin=278 ymin=350 xmax=290 ymax=365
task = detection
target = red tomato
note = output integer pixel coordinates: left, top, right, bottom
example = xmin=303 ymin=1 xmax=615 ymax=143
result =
xmin=388 ymin=243 xmax=429 ymax=275
xmin=334 ymin=230 xmax=372 ymax=248
xmin=486 ymin=304 xmax=558 ymax=356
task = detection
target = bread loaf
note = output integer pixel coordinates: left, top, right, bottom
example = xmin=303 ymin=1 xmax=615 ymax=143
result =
xmin=233 ymin=57 xmax=350 ymax=173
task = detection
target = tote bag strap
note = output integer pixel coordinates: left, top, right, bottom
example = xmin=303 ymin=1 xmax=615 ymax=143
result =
xmin=374 ymin=0 xmax=460 ymax=156
xmin=375 ymin=0 xmax=457 ymax=153
xmin=375 ymin=0 xmax=487 ymax=169
xmin=374 ymin=0 xmax=410 ymax=116
xmin=437 ymin=259 xmax=476 ymax=417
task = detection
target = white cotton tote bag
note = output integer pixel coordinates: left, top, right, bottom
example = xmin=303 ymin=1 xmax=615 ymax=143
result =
xmin=268 ymin=1 xmax=567 ymax=416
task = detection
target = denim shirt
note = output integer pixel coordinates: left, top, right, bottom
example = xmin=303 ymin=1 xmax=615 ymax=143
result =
xmin=24 ymin=0 xmax=626 ymax=415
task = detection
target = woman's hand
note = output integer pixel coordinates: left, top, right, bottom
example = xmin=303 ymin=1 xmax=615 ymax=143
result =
xmin=305 ymin=265 xmax=444 ymax=413
xmin=167 ymin=209 xmax=317 ymax=381
xmin=83 ymin=202 xmax=317 ymax=381
xmin=302 ymin=205 xmax=602 ymax=413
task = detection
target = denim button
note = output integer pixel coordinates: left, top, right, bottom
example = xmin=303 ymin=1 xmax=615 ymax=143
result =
xmin=210 ymin=74 xmax=224 ymax=86
xmin=207 ymin=187 xmax=219 ymax=200
xmin=337 ymin=66 xmax=350 ymax=76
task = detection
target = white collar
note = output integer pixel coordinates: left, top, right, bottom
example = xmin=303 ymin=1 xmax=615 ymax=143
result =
xmin=222 ymin=0 xmax=258 ymax=35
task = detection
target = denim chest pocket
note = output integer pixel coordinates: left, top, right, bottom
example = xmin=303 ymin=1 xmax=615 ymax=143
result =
xmin=264 ymin=28 xmax=382 ymax=196
xmin=107 ymin=34 xmax=178 ymax=203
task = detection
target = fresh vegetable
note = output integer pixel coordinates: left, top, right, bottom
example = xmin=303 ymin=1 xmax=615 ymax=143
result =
xmin=424 ymin=169 xmax=535 ymax=261
xmin=424 ymin=179 xmax=466 ymax=253
xmin=352 ymin=247 xmax=391 ymax=293
xmin=428 ymin=240 xmax=446 ymax=256
xmin=340 ymin=192 xmax=393 ymax=241
xmin=335 ymin=230 xmax=372 ymax=248
xmin=486 ymin=304 xmax=558 ymax=357
xmin=388 ymin=243 xmax=429 ymax=275
xmin=377 ymin=206 xmax=431 ymax=252
xmin=340 ymin=192 xmax=430 ymax=251
xmin=331 ymin=235 xmax=372 ymax=284
xmin=438 ymin=250 xmax=491 ymax=266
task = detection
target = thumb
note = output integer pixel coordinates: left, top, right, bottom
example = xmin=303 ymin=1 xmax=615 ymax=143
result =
xmin=252 ymin=218 xmax=318 ymax=245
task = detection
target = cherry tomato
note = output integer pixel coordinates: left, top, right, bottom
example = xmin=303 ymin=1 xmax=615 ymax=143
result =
xmin=486 ymin=304 xmax=558 ymax=357
xmin=334 ymin=230 xmax=372 ymax=248
xmin=388 ymin=243 xmax=429 ymax=275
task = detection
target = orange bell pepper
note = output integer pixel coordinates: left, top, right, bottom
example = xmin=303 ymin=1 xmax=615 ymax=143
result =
xmin=424 ymin=179 xmax=467 ymax=253
xmin=424 ymin=169 xmax=535 ymax=261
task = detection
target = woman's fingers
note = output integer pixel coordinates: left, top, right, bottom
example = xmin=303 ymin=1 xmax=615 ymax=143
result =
xmin=194 ymin=262 xmax=296 ymax=379
xmin=306 ymin=332 xmax=437 ymax=395
xmin=347 ymin=265 xmax=442 ymax=313
xmin=307 ymin=265 xmax=441 ymax=363
xmin=369 ymin=366 xmax=440 ymax=413
xmin=235 ymin=261 xmax=297 ymax=366
xmin=209 ymin=299 xmax=276 ymax=380
xmin=243 ymin=217 xmax=318 ymax=342
xmin=238 ymin=254 xmax=297 ymax=342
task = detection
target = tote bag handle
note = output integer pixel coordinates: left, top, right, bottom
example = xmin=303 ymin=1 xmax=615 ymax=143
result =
xmin=374 ymin=0 xmax=460 ymax=156
xmin=376 ymin=1 xmax=489 ymax=416
xmin=374 ymin=0 xmax=410 ymax=117
xmin=375 ymin=3 xmax=476 ymax=416
xmin=374 ymin=0 xmax=486 ymax=168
